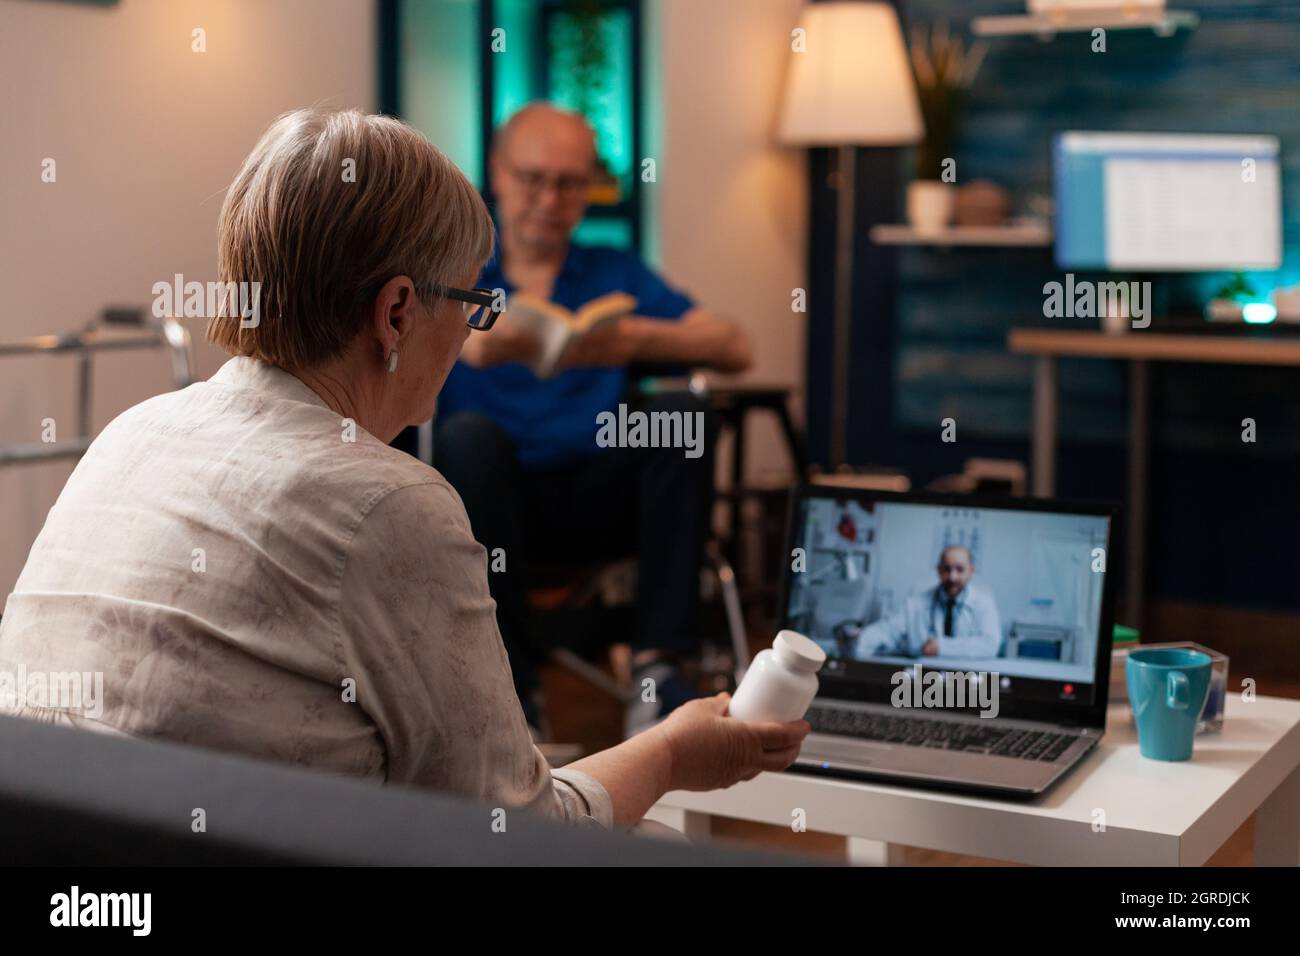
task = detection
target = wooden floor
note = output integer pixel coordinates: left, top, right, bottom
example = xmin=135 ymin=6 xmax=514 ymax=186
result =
xmin=539 ymin=630 xmax=1300 ymax=866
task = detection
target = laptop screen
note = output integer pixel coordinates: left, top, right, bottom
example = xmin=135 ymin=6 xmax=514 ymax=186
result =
xmin=782 ymin=489 xmax=1117 ymax=722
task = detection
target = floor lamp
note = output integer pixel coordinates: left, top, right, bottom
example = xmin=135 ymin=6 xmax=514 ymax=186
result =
xmin=778 ymin=1 xmax=923 ymax=468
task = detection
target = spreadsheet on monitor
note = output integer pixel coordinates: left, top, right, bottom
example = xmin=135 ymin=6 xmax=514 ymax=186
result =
xmin=1054 ymin=131 xmax=1282 ymax=271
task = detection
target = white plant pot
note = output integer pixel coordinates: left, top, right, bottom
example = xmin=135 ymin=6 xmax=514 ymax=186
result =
xmin=906 ymin=180 xmax=955 ymax=235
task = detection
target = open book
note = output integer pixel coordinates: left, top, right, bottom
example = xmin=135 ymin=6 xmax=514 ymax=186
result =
xmin=504 ymin=291 xmax=638 ymax=379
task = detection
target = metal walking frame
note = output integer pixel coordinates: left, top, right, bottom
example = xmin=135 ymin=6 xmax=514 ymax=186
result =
xmin=0 ymin=308 xmax=194 ymax=467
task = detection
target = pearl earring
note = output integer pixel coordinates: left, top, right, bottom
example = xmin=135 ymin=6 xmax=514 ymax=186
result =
xmin=387 ymin=349 xmax=399 ymax=374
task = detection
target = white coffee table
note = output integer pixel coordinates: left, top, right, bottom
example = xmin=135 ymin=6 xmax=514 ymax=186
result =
xmin=646 ymin=694 xmax=1300 ymax=866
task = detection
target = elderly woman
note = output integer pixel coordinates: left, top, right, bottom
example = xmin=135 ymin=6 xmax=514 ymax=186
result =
xmin=0 ymin=109 xmax=808 ymax=829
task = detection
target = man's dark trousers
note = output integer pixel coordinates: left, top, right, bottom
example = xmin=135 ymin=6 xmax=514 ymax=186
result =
xmin=433 ymin=392 xmax=718 ymax=713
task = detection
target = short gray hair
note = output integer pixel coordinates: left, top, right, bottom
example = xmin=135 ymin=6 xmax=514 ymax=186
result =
xmin=210 ymin=108 xmax=494 ymax=369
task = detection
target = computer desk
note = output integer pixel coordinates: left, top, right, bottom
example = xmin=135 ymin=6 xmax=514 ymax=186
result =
xmin=1007 ymin=328 xmax=1300 ymax=631
xmin=645 ymin=693 xmax=1300 ymax=866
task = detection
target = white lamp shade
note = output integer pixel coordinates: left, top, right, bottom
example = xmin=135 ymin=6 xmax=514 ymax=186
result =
xmin=778 ymin=2 xmax=924 ymax=146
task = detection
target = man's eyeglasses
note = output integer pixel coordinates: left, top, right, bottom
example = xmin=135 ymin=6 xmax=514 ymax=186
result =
xmin=504 ymin=163 xmax=591 ymax=200
xmin=435 ymin=285 xmax=500 ymax=331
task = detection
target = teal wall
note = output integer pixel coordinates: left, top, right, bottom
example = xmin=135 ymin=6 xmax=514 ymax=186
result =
xmin=400 ymin=0 xmax=483 ymax=183
xmin=800 ymin=0 xmax=1300 ymax=614
xmin=897 ymin=0 xmax=1300 ymax=453
xmin=398 ymin=0 xmax=644 ymax=252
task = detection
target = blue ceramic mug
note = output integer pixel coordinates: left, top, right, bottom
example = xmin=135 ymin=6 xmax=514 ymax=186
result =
xmin=1127 ymin=648 xmax=1212 ymax=761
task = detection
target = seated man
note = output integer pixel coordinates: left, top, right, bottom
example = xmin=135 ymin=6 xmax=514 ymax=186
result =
xmin=852 ymin=546 xmax=1002 ymax=660
xmin=432 ymin=103 xmax=752 ymax=735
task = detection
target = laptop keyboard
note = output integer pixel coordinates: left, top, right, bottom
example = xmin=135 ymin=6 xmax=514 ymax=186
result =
xmin=806 ymin=707 xmax=1078 ymax=762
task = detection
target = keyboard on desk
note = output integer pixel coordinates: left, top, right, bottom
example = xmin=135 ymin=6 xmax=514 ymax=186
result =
xmin=805 ymin=707 xmax=1078 ymax=762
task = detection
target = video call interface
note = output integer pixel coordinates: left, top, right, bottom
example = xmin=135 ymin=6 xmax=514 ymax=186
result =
xmin=785 ymin=496 xmax=1111 ymax=697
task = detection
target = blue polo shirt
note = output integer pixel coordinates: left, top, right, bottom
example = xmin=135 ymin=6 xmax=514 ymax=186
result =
xmin=438 ymin=243 xmax=695 ymax=468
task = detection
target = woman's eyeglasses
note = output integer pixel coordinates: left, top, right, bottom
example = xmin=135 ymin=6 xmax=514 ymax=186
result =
xmin=434 ymin=285 xmax=500 ymax=331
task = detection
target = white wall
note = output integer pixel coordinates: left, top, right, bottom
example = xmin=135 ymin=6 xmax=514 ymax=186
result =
xmin=649 ymin=0 xmax=808 ymax=487
xmin=0 ymin=0 xmax=375 ymax=596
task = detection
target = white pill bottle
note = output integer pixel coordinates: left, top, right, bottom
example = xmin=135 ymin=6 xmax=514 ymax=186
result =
xmin=728 ymin=629 xmax=826 ymax=722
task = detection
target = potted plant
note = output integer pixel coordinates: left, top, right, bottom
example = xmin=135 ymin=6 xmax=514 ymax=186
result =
xmin=555 ymin=0 xmax=620 ymax=204
xmin=1206 ymin=271 xmax=1262 ymax=323
xmin=907 ymin=22 xmax=987 ymax=234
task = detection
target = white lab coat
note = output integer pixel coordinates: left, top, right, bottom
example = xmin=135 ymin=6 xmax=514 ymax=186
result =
xmin=854 ymin=583 xmax=1002 ymax=659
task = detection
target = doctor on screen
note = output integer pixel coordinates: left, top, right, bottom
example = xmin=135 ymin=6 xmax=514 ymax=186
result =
xmin=854 ymin=546 xmax=1001 ymax=659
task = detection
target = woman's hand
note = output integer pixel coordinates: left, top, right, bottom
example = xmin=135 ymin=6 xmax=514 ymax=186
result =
xmin=655 ymin=693 xmax=811 ymax=792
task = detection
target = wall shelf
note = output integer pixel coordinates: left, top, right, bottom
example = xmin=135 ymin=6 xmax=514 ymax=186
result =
xmin=972 ymin=8 xmax=1198 ymax=39
xmin=869 ymin=222 xmax=1053 ymax=248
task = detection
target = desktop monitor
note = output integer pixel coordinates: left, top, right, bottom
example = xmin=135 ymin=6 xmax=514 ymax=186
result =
xmin=1053 ymin=131 xmax=1282 ymax=271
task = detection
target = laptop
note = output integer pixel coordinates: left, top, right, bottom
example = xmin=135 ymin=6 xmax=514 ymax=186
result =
xmin=779 ymin=485 xmax=1119 ymax=798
